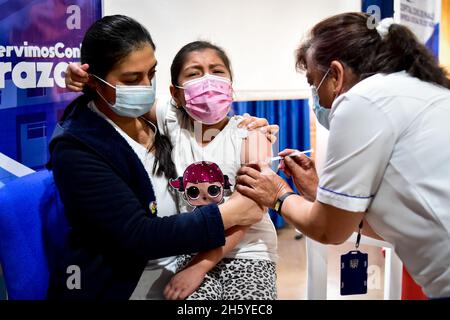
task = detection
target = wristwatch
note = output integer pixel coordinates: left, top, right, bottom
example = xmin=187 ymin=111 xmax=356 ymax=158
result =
xmin=274 ymin=192 xmax=297 ymax=215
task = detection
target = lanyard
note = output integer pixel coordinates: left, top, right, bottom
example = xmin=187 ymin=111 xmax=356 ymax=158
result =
xmin=341 ymin=219 xmax=368 ymax=296
xmin=355 ymin=220 xmax=364 ymax=249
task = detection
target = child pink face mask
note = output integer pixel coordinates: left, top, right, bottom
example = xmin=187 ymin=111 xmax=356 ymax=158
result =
xmin=178 ymin=74 xmax=233 ymax=125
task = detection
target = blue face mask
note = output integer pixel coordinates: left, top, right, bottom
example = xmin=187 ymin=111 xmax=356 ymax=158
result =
xmin=92 ymin=74 xmax=156 ymax=118
xmin=311 ymin=68 xmax=331 ymax=130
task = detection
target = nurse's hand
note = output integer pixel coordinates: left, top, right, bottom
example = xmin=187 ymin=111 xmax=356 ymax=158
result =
xmin=236 ymin=162 xmax=293 ymax=209
xmin=278 ymin=149 xmax=318 ymax=202
xmin=65 ymin=62 xmax=89 ymax=92
xmin=238 ymin=113 xmax=279 ymax=144
xmin=219 ymin=191 xmax=265 ymax=228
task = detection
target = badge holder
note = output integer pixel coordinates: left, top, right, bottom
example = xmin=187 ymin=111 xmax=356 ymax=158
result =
xmin=340 ymin=221 xmax=368 ymax=296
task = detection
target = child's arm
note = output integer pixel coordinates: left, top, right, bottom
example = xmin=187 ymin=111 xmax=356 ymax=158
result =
xmin=164 ymin=130 xmax=272 ymax=300
xmin=163 ymin=226 xmax=248 ymax=300
xmin=241 ymin=129 xmax=273 ymax=165
xmin=65 ymin=63 xmax=89 ymax=92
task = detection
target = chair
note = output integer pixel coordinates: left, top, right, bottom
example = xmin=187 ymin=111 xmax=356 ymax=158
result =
xmin=306 ymin=234 xmax=403 ymax=300
xmin=0 ymin=170 xmax=68 ymax=300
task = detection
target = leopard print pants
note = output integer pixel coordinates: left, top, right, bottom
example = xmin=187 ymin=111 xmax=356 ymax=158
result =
xmin=175 ymin=255 xmax=277 ymax=300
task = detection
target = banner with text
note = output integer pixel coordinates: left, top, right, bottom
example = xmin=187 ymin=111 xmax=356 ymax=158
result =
xmin=394 ymin=0 xmax=441 ymax=57
xmin=0 ymin=0 xmax=102 ymax=187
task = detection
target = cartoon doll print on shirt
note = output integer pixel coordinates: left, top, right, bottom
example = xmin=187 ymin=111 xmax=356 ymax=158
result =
xmin=169 ymin=161 xmax=232 ymax=207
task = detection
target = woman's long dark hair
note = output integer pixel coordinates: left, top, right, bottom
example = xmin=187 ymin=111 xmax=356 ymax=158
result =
xmin=296 ymin=12 xmax=450 ymax=89
xmin=68 ymin=15 xmax=176 ymax=179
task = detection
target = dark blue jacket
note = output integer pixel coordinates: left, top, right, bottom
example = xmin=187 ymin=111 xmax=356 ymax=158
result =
xmin=47 ymin=96 xmax=225 ymax=300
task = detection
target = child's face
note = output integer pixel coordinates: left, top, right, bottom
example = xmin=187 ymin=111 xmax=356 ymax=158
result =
xmin=172 ymin=48 xmax=231 ymax=107
xmin=185 ymin=181 xmax=224 ymax=207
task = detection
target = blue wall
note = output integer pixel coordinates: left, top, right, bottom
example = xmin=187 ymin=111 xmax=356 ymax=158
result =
xmin=232 ymin=100 xmax=311 ymax=228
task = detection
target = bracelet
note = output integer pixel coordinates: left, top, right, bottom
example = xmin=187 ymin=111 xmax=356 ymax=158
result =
xmin=274 ymin=192 xmax=297 ymax=215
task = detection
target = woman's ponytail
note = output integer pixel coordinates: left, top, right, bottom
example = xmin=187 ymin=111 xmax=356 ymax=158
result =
xmin=373 ymin=23 xmax=450 ymax=89
xmin=296 ymin=13 xmax=450 ymax=90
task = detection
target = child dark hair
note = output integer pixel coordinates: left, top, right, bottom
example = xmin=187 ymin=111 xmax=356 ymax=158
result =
xmin=170 ymin=40 xmax=233 ymax=86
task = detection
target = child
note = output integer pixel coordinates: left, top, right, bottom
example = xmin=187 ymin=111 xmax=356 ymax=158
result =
xmin=159 ymin=41 xmax=278 ymax=300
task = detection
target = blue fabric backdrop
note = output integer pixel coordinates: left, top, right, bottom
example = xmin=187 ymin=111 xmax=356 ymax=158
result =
xmin=232 ymin=100 xmax=311 ymax=228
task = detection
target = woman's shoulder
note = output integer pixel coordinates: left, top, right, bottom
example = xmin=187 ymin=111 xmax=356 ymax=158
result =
xmin=347 ymin=72 xmax=450 ymax=109
xmin=48 ymin=135 xmax=101 ymax=176
xmin=49 ymin=101 xmax=141 ymax=175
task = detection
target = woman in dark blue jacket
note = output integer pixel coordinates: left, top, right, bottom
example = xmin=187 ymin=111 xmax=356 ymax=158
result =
xmin=47 ymin=15 xmax=264 ymax=300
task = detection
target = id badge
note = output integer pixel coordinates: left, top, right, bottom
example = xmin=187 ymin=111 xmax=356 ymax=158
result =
xmin=341 ymin=250 xmax=368 ymax=296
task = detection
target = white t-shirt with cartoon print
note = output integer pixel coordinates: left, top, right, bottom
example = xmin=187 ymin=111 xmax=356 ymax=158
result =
xmin=156 ymin=99 xmax=278 ymax=262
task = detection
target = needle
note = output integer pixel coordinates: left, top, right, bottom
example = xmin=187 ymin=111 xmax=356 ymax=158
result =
xmin=269 ymin=149 xmax=313 ymax=163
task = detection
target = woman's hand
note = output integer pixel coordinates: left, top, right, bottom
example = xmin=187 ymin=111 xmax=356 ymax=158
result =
xmin=278 ymin=149 xmax=319 ymax=202
xmin=65 ymin=63 xmax=89 ymax=92
xmin=236 ymin=162 xmax=293 ymax=209
xmin=164 ymin=265 xmax=206 ymax=300
xmin=219 ymin=191 xmax=265 ymax=229
xmin=238 ymin=113 xmax=279 ymax=144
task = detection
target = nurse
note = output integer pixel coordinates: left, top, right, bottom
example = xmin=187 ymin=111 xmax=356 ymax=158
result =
xmin=236 ymin=12 xmax=450 ymax=299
